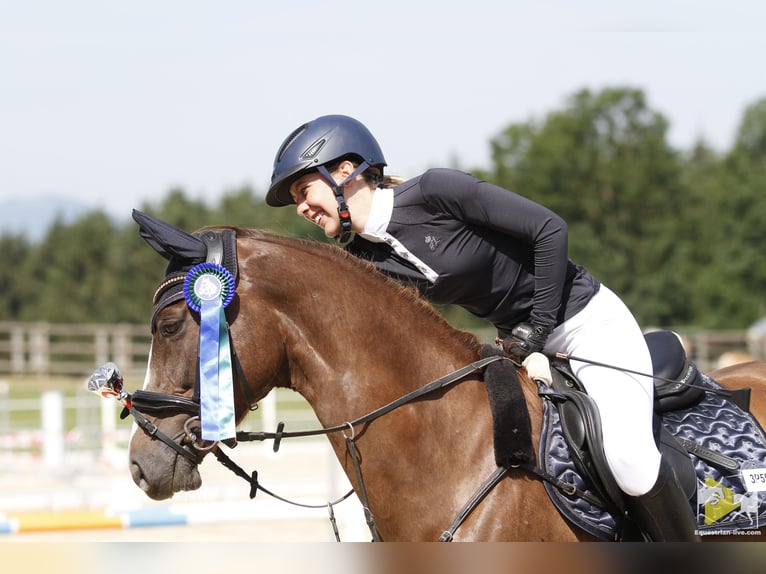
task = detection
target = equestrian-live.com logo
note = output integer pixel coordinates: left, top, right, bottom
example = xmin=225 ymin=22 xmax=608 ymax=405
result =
xmin=697 ymin=466 xmax=766 ymax=534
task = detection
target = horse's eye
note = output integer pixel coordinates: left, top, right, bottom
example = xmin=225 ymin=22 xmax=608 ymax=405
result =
xmin=158 ymin=319 xmax=183 ymax=338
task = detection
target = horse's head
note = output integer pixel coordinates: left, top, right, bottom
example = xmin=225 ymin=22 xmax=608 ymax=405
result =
xmin=126 ymin=210 xmax=286 ymax=500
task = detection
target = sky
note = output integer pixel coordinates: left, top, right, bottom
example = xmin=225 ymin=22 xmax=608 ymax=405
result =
xmin=2 ymin=0 xmax=765 ymax=232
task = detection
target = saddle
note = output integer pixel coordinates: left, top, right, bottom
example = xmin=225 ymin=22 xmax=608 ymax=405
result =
xmin=648 ymin=330 xmax=707 ymax=413
xmin=537 ymin=331 xmax=704 ymax=523
xmin=484 ymin=329 xmax=757 ymax=539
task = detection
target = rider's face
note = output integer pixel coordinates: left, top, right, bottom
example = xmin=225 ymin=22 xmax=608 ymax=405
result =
xmin=290 ymin=170 xmax=341 ymax=238
xmin=290 ymin=160 xmax=366 ymax=239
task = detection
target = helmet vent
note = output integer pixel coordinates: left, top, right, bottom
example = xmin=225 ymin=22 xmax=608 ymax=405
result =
xmin=300 ymin=138 xmax=326 ymax=160
xmin=276 ymin=123 xmax=307 ymax=163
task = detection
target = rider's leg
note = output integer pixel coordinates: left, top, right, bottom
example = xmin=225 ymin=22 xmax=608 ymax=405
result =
xmin=546 ymin=285 xmax=700 ymax=541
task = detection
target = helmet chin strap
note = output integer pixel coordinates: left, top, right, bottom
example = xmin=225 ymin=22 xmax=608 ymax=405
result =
xmin=317 ymin=161 xmax=370 ymax=243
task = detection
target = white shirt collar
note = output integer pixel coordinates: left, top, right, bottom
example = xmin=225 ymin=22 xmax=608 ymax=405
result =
xmin=360 ymin=188 xmax=393 ymax=242
xmin=356 ymin=187 xmax=439 ymax=284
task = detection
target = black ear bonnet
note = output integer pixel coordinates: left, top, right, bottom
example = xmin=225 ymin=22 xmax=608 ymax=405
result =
xmin=132 ymin=209 xmax=238 ymax=328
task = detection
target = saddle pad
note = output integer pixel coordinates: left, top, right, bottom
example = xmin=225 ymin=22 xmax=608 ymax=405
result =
xmin=538 ymin=374 xmax=766 ymax=540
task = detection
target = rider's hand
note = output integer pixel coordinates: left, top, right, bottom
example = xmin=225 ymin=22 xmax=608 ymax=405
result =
xmin=501 ymin=322 xmax=551 ymax=364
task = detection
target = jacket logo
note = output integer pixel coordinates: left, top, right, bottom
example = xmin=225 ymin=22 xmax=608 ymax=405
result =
xmin=424 ymin=234 xmax=441 ymax=251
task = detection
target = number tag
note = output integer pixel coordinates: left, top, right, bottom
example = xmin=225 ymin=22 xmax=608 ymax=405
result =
xmin=741 ymin=467 xmax=766 ymax=492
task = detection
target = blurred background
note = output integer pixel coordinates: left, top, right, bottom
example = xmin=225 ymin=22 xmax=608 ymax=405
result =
xmin=2 ymin=0 xmax=766 ymax=550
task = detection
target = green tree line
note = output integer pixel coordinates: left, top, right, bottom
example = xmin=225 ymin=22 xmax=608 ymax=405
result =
xmin=2 ymin=87 xmax=765 ymax=330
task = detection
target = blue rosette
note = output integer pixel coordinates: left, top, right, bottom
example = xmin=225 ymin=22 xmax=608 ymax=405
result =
xmin=183 ymin=262 xmax=237 ymax=442
xmin=183 ymin=262 xmax=235 ymax=313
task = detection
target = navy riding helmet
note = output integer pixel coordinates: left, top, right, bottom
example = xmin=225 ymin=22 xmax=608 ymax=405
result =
xmin=266 ymin=114 xmax=387 ymax=207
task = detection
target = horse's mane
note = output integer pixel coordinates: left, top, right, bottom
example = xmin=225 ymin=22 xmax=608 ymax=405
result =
xmin=227 ymin=227 xmax=481 ymax=352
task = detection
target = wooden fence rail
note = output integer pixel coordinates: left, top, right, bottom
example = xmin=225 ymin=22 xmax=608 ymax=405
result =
xmin=0 ymin=321 xmax=762 ymax=378
xmin=0 ymin=322 xmax=151 ymax=378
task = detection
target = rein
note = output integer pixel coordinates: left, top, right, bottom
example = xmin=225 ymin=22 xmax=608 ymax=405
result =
xmin=236 ymin=355 xmax=505 ymax=443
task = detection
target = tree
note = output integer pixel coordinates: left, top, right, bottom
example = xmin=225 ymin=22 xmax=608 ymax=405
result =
xmin=676 ymin=142 xmax=729 ymax=327
xmin=701 ymin=98 xmax=766 ymax=326
xmin=734 ymin=98 xmax=766 ymax=160
xmin=109 ymin=220 xmax=167 ymax=324
xmin=478 ymin=87 xmax=686 ymax=327
xmin=0 ymin=234 xmax=32 ymax=320
xmin=21 ymin=212 xmax=118 ymax=322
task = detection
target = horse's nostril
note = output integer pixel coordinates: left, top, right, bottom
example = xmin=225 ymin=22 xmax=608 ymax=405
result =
xmin=130 ymin=461 xmax=144 ymax=483
xmin=130 ymin=461 xmax=156 ymax=495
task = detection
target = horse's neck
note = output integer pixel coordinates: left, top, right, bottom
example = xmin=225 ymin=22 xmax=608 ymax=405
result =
xmin=274 ymin=268 xmax=477 ymax=426
xmin=286 ymin=304 xmax=478 ymax=426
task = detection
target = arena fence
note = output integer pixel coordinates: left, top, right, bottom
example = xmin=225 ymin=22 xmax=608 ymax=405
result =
xmin=1 ymin=321 xmax=761 ymax=380
xmin=0 ymin=321 xmax=151 ymax=379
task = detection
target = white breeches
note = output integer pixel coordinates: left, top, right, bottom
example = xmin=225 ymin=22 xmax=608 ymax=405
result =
xmin=545 ymin=285 xmax=662 ymax=496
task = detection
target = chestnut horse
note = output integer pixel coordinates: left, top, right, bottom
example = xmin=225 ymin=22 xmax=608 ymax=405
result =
xmin=127 ymin=225 xmax=766 ymax=541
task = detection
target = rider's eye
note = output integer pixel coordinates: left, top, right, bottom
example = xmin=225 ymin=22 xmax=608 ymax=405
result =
xmin=159 ymin=319 xmax=183 ymax=337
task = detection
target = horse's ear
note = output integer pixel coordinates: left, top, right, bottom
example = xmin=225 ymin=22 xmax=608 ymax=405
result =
xmin=132 ymin=209 xmax=206 ymax=262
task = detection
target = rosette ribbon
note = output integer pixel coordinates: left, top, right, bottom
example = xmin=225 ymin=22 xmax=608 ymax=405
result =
xmin=183 ymin=263 xmax=236 ymax=442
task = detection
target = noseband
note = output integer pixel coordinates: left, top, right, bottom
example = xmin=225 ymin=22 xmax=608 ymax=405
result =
xmin=87 ymin=361 xmax=205 ymax=464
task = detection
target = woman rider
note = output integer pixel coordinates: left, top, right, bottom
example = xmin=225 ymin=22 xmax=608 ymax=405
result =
xmin=265 ymin=114 xmax=699 ymax=542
